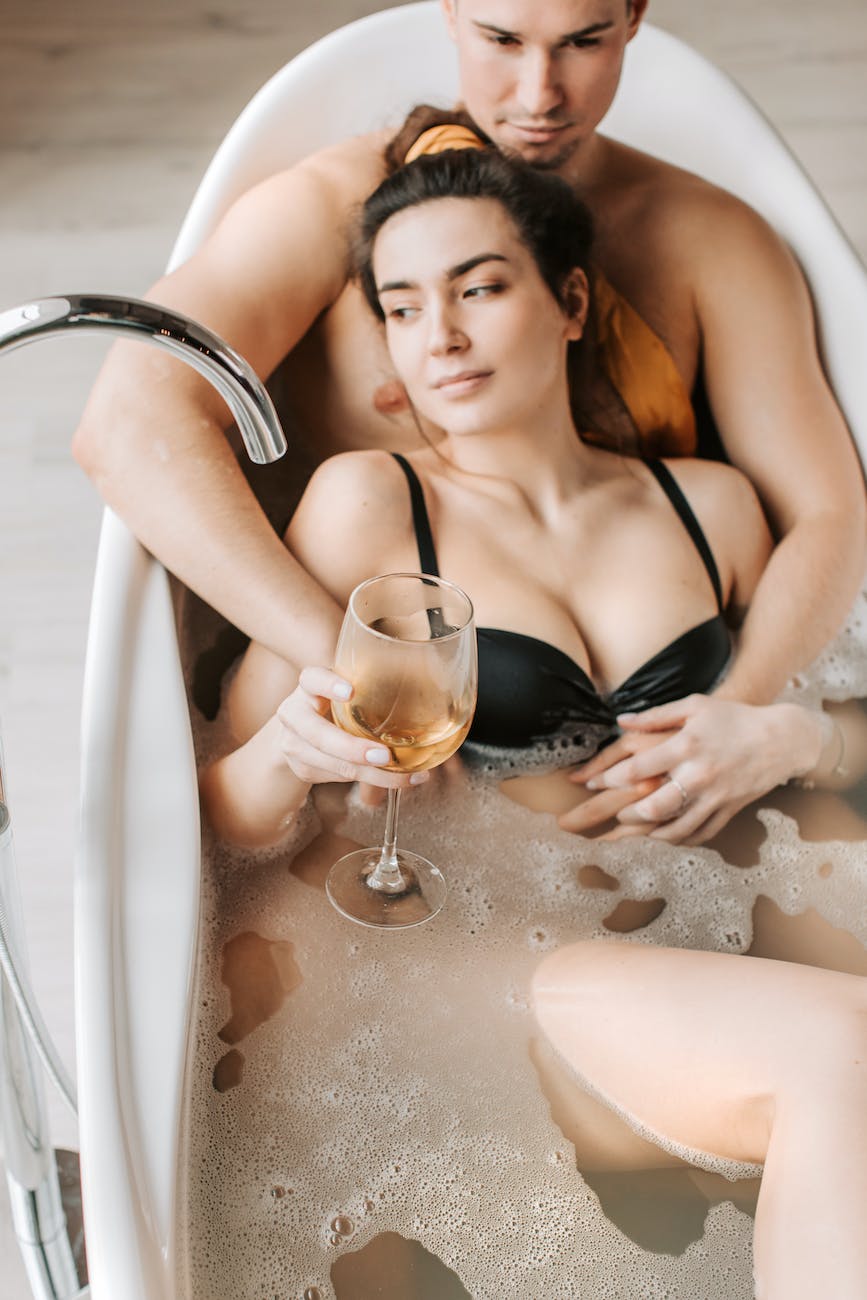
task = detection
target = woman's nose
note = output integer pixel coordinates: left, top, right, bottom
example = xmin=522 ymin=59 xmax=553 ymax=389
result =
xmin=517 ymin=51 xmax=564 ymax=117
xmin=428 ymin=304 xmax=468 ymax=354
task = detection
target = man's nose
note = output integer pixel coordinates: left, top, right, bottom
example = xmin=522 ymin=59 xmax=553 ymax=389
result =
xmin=518 ymin=51 xmax=564 ymax=117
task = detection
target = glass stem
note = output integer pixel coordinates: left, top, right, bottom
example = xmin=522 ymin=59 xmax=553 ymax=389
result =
xmin=366 ymin=788 xmax=407 ymax=894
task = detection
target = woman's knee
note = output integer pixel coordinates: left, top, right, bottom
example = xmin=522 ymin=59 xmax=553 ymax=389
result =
xmin=532 ymin=939 xmax=634 ymax=1003
xmin=772 ymin=976 xmax=867 ymax=1104
xmin=530 ymin=939 xmax=643 ymax=1069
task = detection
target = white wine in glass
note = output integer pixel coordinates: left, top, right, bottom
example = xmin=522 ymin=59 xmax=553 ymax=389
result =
xmin=327 ymin=573 xmax=477 ymax=929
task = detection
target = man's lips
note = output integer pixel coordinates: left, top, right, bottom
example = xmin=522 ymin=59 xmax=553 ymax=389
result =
xmin=431 ymin=370 xmax=492 ymax=394
xmin=505 ymin=121 xmax=572 ymax=144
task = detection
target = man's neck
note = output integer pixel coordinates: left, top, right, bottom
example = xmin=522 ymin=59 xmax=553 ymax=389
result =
xmin=552 ymin=131 xmax=615 ymax=199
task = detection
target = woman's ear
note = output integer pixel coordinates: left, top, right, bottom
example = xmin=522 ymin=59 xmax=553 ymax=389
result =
xmin=562 ymin=269 xmax=589 ymax=341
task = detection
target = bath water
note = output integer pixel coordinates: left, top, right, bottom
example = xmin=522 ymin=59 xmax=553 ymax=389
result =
xmin=175 ymin=574 xmax=867 ymax=1299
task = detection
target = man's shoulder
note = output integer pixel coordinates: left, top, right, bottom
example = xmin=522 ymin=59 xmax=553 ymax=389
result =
xmin=606 ymin=139 xmax=779 ymax=252
xmin=250 ymin=128 xmax=390 ymax=210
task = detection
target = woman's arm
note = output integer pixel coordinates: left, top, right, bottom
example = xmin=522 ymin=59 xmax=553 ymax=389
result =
xmin=200 ymin=666 xmax=427 ymax=849
xmin=200 ymin=451 xmax=421 ymax=846
xmin=226 ymin=450 xmax=416 ymax=741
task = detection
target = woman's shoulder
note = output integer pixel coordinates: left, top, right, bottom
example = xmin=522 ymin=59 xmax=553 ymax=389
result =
xmin=657 ymin=455 xmax=763 ymax=521
xmin=300 ymin=447 xmax=408 ymax=506
xmin=285 ymin=449 xmax=419 ymax=595
xmin=656 ymin=456 xmax=773 ymax=593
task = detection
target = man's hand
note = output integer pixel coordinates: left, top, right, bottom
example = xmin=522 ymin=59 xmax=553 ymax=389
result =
xmin=565 ymin=695 xmax=826 ymax=845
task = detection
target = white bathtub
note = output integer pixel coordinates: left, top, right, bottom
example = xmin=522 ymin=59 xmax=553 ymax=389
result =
xmin=69 ymin=6 xmax=867 ymax=1298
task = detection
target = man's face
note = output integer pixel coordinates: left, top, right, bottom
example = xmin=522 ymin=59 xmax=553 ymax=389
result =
xmin=442 ymin=0 xmax=646 ymax=172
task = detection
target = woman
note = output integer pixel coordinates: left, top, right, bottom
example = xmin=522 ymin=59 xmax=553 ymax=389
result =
xmin=201 ymin=144 xmax=866 ymax=1297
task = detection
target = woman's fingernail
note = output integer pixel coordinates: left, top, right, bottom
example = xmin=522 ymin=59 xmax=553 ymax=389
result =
xmin=616 ymin=712 xmax=637 ymax=722
xmin=409 ymin=772 xmax=429 ymax=785
xmin=365 ymin=746 xmax=390 ymax=765
xmin=585 ymin=778 xmax=601 ymax=791
xmin=332 ymin=681 xmax=352 ymax=700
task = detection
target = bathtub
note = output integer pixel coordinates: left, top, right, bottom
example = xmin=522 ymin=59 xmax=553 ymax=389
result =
xmin=31 ymin=4 xmax=867 ymax=1298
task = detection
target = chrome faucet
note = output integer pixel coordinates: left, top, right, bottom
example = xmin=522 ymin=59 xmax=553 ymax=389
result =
xmin=0 ymin=293 xmax=287 ymax=1299
xmin=0 ymin=293 xmax=287 ymax=464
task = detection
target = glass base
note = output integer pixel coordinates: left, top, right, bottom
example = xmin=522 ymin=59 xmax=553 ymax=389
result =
xmin=326 ymin=848 xmax=447 ymax=929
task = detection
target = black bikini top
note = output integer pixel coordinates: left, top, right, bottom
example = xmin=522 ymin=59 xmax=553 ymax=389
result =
xmin=391 ymin=453 xmax=731 ymax=753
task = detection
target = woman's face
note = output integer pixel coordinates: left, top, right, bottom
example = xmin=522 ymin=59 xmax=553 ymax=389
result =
xmin=372 ymin=196 xmax=585 ymax=439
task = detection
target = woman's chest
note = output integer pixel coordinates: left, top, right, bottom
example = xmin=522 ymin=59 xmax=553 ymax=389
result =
xmin=423 ymin=496 xmax=720 ymax=692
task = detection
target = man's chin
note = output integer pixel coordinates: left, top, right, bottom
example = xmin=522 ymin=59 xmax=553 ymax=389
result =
xmin=500 ymin=137 xmax=580 ymax=173
xmin=492 ymin=127 xmax=582 ymax=173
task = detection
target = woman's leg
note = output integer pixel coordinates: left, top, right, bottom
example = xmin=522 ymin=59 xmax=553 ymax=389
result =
xmin=531 ymin=941 xmax=867 ymax=1300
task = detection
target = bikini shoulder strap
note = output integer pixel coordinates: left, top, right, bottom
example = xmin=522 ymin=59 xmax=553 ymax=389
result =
xmin=390 ymin=452 xmax=440 ymax=578
xmin=644 ymin=458 xmax=723 ymax=612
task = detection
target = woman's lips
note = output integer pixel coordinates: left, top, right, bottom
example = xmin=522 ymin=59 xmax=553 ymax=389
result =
xmin=432 ymin=370 xmax=492 ymax=396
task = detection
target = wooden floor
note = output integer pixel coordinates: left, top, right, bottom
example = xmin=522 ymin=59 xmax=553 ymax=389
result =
xmin=0 ymin=0 xmax=864 ymax=1293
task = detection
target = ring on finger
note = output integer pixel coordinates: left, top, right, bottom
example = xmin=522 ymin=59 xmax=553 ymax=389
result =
xmin=668 ymin=775 xmax=690 ymax=811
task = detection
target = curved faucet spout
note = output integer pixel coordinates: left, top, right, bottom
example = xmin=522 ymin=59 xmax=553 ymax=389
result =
xmin=0 ymin=293 xmax=287 ymax=465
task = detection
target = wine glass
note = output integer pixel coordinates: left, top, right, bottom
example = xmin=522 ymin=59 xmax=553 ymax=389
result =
xmin=327 ymin=572 xmax=477 ymax=929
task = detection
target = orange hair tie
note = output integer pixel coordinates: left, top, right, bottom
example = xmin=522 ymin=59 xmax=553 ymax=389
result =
xmin=404 ymin=123 xmax=486 ymax=164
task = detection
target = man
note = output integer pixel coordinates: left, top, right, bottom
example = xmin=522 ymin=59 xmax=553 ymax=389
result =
xmin=72 ymin=0 xmax=865 ymax=840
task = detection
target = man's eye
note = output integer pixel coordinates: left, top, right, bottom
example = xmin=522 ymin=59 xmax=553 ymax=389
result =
xmin=567 ymin=36 xmax=601 ymax=49
xmin=488 ymin=33 xmax=519 ymax=47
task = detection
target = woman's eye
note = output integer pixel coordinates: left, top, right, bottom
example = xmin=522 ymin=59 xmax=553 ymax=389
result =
xmin=464 ymin=283 xmax=504 ymax=300
xmin=385 ymin=305 xmax=419 ymax=320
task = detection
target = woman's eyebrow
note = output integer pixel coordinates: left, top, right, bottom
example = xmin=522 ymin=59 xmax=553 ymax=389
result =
xmin=378 ymin=253 xmax=509 ymax=295
xmin=447 ymin=252 xmax=509 ymax=281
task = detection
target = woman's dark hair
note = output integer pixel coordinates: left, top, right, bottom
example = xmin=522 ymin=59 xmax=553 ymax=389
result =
xmin=354 ymin=105 xmax=615 ymax=444
xmin=354 ymin=143 xmax=594 ymax=322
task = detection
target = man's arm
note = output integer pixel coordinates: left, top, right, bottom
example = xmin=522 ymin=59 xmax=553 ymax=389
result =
xmin=566 ymin=210 xmax=867 ymax=844
xmin=692 ymin=189 xmax=866 ymax=701
xmin=72 ymin=136 xmax=387 ymax=668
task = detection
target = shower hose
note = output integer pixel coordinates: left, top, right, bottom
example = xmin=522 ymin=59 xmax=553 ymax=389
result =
xmin=0 ymin=803 xmax=78 ymax=1117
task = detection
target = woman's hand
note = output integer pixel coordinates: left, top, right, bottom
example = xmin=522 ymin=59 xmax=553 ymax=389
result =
xmin=275 ymin=667 xmax=428 ymax=791
xmin=558 ymin=733 xmax=671 ymax=837
xmin=201 ymin=668 xmax=427 ymax=851
xmin=565 ymin=695 xmax=827 ymax=845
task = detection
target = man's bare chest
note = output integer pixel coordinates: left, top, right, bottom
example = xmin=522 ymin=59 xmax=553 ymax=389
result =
xmin=275 ymin=281 xmax=422 ymax=460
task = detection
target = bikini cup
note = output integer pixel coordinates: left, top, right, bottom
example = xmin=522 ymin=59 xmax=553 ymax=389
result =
xmin=390 ymin=453 xmax=731 ymax=750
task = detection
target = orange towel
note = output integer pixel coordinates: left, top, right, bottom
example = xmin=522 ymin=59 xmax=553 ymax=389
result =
xmin=581 ymin=271 xmax=697 ymax=458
